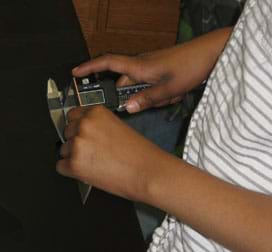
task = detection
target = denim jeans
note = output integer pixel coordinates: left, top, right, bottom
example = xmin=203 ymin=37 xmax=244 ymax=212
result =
xmin=121 ymin=105 xmax=183 ymax=241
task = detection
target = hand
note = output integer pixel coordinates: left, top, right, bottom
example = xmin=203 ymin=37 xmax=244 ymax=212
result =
xmin=73 ymin=29 xmax=232 ymax=113
xmin=56 ymin=105 xmax=173 ymax=201
xmin=72 ymin=50 xmax=187 ymax=113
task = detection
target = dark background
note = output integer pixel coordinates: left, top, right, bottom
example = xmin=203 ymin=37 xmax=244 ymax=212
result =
xmin=0 ymin=1 xmax=145 ymax=251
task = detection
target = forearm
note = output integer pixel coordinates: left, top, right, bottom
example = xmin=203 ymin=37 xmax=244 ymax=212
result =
xmin=143 ymin=154 xmax=272 ymax=252
xmin=58 ymin=102 xmax=272 ymax=251
xmin=166 ymin=27 xmax=233 ymax=91
xmin=72 ymin=27 xmax=232 ymax=113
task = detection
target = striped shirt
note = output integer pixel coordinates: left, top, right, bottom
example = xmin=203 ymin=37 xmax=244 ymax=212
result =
xmin=148 ymin=0 xmax=272 ymax=251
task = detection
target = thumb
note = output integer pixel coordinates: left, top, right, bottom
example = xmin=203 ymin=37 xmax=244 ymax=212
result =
xmin=126 ymin=84 xmax=173 ymax=113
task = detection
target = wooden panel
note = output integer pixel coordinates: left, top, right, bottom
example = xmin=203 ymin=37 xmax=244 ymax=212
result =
xmin=73 ymin=0 xmax=180 ymax=56
xmin=107 ymin=0 xmax=180 ymax=33
xmin=89 ymin=32 xmax=177 ymax=55
xmin=73 ymin=0 xmax=96 ymax=41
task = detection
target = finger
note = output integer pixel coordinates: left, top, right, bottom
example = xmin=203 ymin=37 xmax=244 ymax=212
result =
xmin=66 ymin=107 xmax=86 ymax=123
xmin=116 ymin=75 xmax=136 ymax=87
xmin=72 ymin=54 xmax=137 ymax=78
xmin=125 ymin=84 xmax=174 ymax=113
xmin=56 ymin=159 xmax=72 ymax=177
xmin=64 ymin=120 xmax=78 ymax=140
xmin=59 ymin=141 xmax=72 ymax=158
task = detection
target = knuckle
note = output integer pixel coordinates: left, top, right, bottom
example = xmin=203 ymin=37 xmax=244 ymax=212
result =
xmin=69 ymin=137 xmax=82 ymax=158
xmin=57 ymin=159 xmax=75 ymax=177
xmin=59 ymin=158 xmax=81 ymax=179
xmin=72 ymin=136 xmax=82 ymax=150
xmin=56 ymin=159 xmax=64 ymax=171
xmin=59 ymin=143 xmax=67 ymax=157
xmin=64 ymin=125 xmax=72 ymax=139
xmin=66 ymin=159 xmax=74 ymax=170
xmin=104 ymin=53 xmax=114 ymax=65
xmin=87 ymin=105 xmax=106 ymax=117
xmin=93 ymin=105 xmax=105 ymax=114
xmin=78 ymin=118 xmax=90 ymax=134
xmin=104 ymin=53 xmax=113 ymax=59
xmin=85 ymin=105 xmax=97 ymax=116
xmin=133 ymin=58 xmax=146 ymax=77
xmin=64 ymin=121 xmax=78 ymax=139
xmin=140 ymin=92 xmax=156 ymax=108
xmin=162 ymin=83 xmax=174 ymax=98
xmin=68 ymin=158 xmax=80 ymax=175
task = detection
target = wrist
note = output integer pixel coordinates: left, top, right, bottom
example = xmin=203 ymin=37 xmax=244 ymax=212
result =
xmin=142 ymin=152 xmax=183 ymax=209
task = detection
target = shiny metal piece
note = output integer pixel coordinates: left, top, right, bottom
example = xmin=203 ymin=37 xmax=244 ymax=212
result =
xmin=47 ymin=78 xmax=66 ymax=142
xmin=116 ymin=103 xmax=127 ymax=112
xmin=47 ymin=78 xmax=92 ymax=205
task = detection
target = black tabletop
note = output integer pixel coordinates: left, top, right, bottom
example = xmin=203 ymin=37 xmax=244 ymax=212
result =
xmin=0 ymin=1 xmax=145 ymax=251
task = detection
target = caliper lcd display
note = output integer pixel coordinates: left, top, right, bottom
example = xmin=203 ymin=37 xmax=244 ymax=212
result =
xmin=79 ymin=89 xmax=106 ymax=106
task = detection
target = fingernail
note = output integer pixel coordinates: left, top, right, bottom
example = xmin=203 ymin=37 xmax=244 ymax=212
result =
xmin=126 ymin=101 xmax=140 ymax=113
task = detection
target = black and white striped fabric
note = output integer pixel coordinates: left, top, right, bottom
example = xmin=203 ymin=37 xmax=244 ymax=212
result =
xmin=148 ymin=0 xmax=272 ymax=251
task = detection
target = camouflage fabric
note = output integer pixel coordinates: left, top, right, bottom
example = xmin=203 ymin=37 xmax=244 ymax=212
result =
xmin=178 ymin=0 xmax=245 ymax=42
